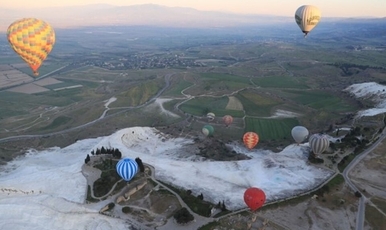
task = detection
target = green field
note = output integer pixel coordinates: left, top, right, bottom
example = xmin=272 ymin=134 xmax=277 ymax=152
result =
xmin=112 ymin=79 xmax=164 ymax=107
xmin=163 ymin=78 xmax=193 ymax=97
xmin=236 ymin=89 xmax=283 ymax=117
xmin=39 ymin=116 xmax=73 ymax=131
xmin=179 ymin=96 xmax=244 ymax=117
xmin=199 ymin=72 xmax=252 ymax=90
xmin=282 ymin=89 xmax=355 ymax=112
xmin=252 ymin=76 xmax=309 ymax=89
xmin=245 ymin=117 xmax=299 ymax=141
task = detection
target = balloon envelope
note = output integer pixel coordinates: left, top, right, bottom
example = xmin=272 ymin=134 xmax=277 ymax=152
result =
xmin=291 ymin=126 xmax=309 ymax=144
xmin=7 ymin=18 xmax=55 ymax=76
xmin=243 ymin=132 xmax=259 ymax=150
xmin=295 ymin=5 xmax=321 ymax=36
xmin=207 ymin=112 xmax=215 ymax=121
xmin=222 ymin=115 xmax=233 ymax=126
xmin=202 ymin=125 xmax=214 ymax=137
xmin=244 ymin=187 xmax=266 ymax=211
xmin=116 ymin=158 xmax=138 ymax=181
xmin=309 ymin=134 xmax=329 ymax=155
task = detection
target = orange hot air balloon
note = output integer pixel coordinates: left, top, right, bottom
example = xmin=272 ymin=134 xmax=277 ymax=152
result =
xmin=222 ymin=115 xmax=233 ymax=126
xmin=244 ymin=187 xmax=266 ymax=211
xmin=7 ymin=18 xmax=55 ymax=76
xmin=243 ymin=132 xmax=259 ymax=150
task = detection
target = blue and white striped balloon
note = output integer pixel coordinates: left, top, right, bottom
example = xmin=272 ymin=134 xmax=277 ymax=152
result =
xmin=116 ymin=158 xmax=139 ymax=182
xmin=309 ymin=134 xmax=329 ymax=155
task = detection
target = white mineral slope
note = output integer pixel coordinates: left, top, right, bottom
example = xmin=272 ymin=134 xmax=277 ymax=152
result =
xmin=105 ymin=127 xmax=333 ymax=209
xmin=0 ymin=127 xmax=334 ymax=229
xmin=344 ymin=82 xmax=386 ymax=117
xmin=0 ymin=138 xmax=132 ymax=230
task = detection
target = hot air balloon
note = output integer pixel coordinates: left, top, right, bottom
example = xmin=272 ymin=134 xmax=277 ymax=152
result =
xmin=309 ymin=134 xmax=329 ymax=155
xmin=116 ymin=158 xmax=138 ymax=182
xmin=244 ymin=187 xmax=266 ymax=211
xmin=202 ymin=125 xmax=214 ymax=137
xmin=223 ymin=115 xmax=233 ymax=127
xmin=291 ymin=126 xmax=309 ymax=144
xmin=295 ymin=5 xmax=321 ymax=37
xmin=7 ymin=18 xmax=56 ymax=76
xmin=243 ymin=132 xmax=259 ymax=150
xmin=207 ymin=112 xmax=215 ymax=121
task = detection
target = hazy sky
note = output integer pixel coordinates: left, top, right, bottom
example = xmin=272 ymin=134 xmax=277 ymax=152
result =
xmin=3 ymin=0 xmax=386 ymax=17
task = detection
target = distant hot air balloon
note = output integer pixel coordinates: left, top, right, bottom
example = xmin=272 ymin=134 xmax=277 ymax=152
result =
xmin=291 ymin=126 xmax=309 ymax=144
xmin=207 ymin=112 xmax=215 ymax=121
xmin=116 ymin=158 xmax=138 ymax=182
xmin=309 ymin=134 xmax=329 ymax=155
xmin=7 ymin=18 xmax=56 ymax=76
xmin=223 ymin=115 xmax=233 ymax=127
xmin=243 ymin=132 xmax=259 ymax=150
xmin=244 ymin=187 xmax=266 ymax=211
xmin=295 ymin=5 xmax=321 ymax=37
xmin=202 ymin=125 xmax=214 ymax=137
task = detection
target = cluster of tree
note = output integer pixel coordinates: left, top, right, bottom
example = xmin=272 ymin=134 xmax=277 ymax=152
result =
xmin=216 ymin=200 xmax=228 ymax=211
xmin=173 ymin=207 xmax=194 ymax=224
xmin=91 ymin=147 xmax=122 ymax=159
xmin=328 ymin=62 xmax=385 ymax=76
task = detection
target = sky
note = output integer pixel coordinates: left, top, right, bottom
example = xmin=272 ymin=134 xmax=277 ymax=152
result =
xmin=2 ymin=0 xmax=386 ymax=17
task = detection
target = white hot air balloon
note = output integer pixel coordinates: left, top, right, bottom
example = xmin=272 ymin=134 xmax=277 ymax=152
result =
xmin=295 ymin=5 xmax=321 ymax=37
xmin=291 ymin=126 xmax=309 ymax=144
xmin=309 ymin=134 xmax=329 ymax=156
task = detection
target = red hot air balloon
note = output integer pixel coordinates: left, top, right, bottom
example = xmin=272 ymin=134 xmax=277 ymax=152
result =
xmin=222 ymin=115 xmax=233 ymax=126
xmin=243 ymin=132 xmax=259 ymax=150
xmin=244 ymin=187 xmax=266 ymax=211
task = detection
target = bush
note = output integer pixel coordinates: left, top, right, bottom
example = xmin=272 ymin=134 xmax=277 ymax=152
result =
xmin=173 ymin=207 xmax=194 ymax=224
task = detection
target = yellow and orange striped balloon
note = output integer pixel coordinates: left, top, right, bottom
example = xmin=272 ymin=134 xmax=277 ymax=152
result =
xmin=7 ymin=18 xmax=55 ymax=76
xmin=243 ymin=132 xmax=259 ymax=150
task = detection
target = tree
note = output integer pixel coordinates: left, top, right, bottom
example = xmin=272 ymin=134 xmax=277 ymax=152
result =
xmin=355 ymin=191 xmax=362 ymax=198
xmin=135 ymin=157 xmax=145 ymax=172
xmin=198 ymin=193 xmax=203 ymax=200
xmin=186 ymin=190 xmax=192 ymax=196
xmin=108 ymin=202 xmax=115 ymax=210
xmin=101 ymin=146 xmax=106 ymax=154
xmin=84 ymin=154 xmax=90 ymax=164
xmin=221 ymin=200 xmax=227 ymax=211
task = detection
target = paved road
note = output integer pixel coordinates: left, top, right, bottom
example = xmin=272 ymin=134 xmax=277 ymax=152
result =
xmin=342 ymin=130 xmax=386 ymax=230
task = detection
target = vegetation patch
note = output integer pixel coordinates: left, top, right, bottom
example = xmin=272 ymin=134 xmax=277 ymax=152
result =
xmin=252 ymin=76 xmax=309 ymax=89
xmin=236 ymin=89 xmax=282 ymax=117
xmin=114 ymin=79 xmax=164 ymax=107
xmin=163 ymin=78 xmax=193 ymax=96
xmin=282 ymin=89 xmax=355 ymax=112
xmin=365 ymin=204 xmax=386 ymax=230
xmin=159 ymin=182 xmax=214 ymax=217
xmin=180 ymin=96 xmax=244 ymax=117
xmin=40 ymin=116 xmax=73 ymax=130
